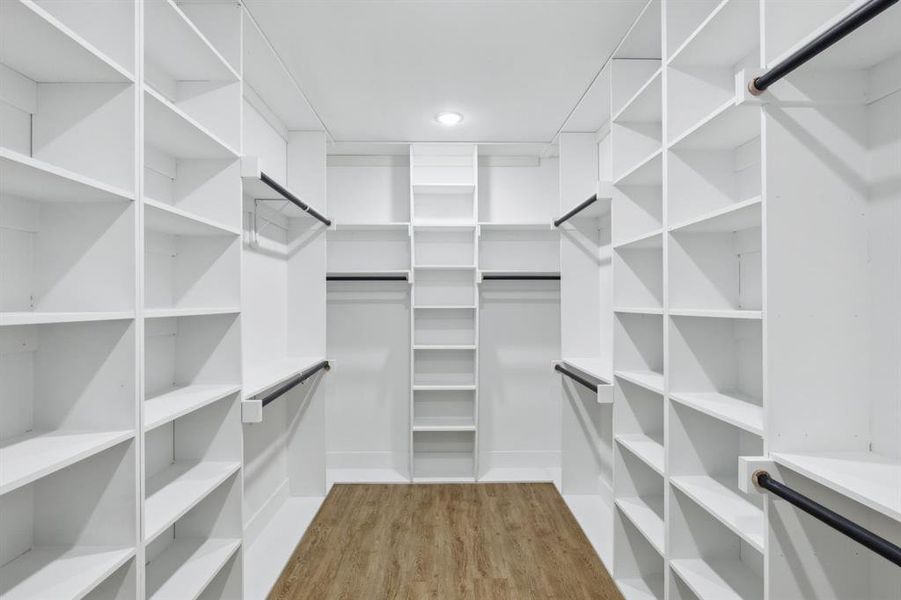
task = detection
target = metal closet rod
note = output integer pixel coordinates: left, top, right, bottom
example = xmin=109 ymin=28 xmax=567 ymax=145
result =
xmin=259 ymin=171 xmax=332 ymax=227
xmin=749 ymin=0 xmax=898 ymax=95
xmin=554 ymin=364 xmax=599 ymax=392
xmin=326 ymin=275 xmax=409 ymax=281
xmin=482 ymin=274 xmax=561 ymax=281
xmin=754 ymin=471 xmax=901 ymax=567
xmin=554 ymin=194 xmax=597 ymax=227
xmin=259 ymin=360 xmax=331 ymax=408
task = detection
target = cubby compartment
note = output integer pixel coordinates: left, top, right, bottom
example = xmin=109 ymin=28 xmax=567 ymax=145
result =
xmin=669 ymin=402 xmax=764 ymax=553
xmin=412 ymin=269 xmax=476 ymax=307
xmin=478 ymin=227 xmax=559 ymax=273
xmin=411 ymin=145 xmax=476 ymax=189
xmin=612 ymin=151 xmax=662 ymax=244
xmin=670 ymin=483 xmax=763 ymax=600
xmin=413 ymin=228 xmax=475 ymax=267
xmin=327 ymin=228 xmax=410 ymax=273
xmin=762 ymin=0 xmax=856 ymax=66
xmin=613 ymin=509 xmax=665 ymax=600
xmin=611 ymin=59 xmax=662 ymax=181
xmin=613 ymin=312 xmax=663 ymax=395
xmin=412 ymin=191 xmax=475 ymax=225
xmin=413 ymin=348 xmax=476 ymax=387
xmin=0 ymin=442 xmax=136 ymax=600
xmin=412 ymin=430 xmax=475 ymax=481
xmin=669 ymin=315 xmax=762 ymax=435
xmin=614 ymin=379 xmax=664 ymax=476
xmin=146 ymin=155 xmax=241 ymax=232
xmin=613 ymin=234 xmax=663 ymax=311
xmin=615 ymin=442 xmax=665 ymax=555
xmin=413 ymin=307 xmax=475 ymax=346
xmin=0 ymin=320 xmax=135 ymax=495
xmin=0 ymin=194 xmax=135 ymax=319
xmin=413 ymin=389 xmax=476 ymax=431
xmin=664 ymin=0 xmax=721 ymax=58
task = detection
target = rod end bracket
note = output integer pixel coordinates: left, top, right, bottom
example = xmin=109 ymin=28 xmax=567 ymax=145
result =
xmin=739 ymin=456 xmax=776 ymax=494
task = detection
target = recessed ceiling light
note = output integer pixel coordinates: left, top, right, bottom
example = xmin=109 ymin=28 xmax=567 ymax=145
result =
xmin=436 ymin=112 xmax=463 ymax=126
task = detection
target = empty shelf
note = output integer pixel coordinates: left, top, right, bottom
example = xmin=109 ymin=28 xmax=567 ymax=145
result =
xmin=613 ymin=229 xmax=663 ymax=250
xmin=670 ymin=557 xmax=761 ymax=600
xmin=0 ymin=311 xmax=134 ymax=326
xmin=477 ymin=222 xmax=552 ymax=230
xmin=670 ymin=475 xmax=764 ymax=552
xmin=616 ymin=575 xmax=664 ymax=600
xmin=614 ymin=307 xmax=664 ymax=315
xmin=412 ymin=417 xmax=476 ymax=432
xmin=669 ymin=0 xmax=759 ymax=68
xmin=144 ymin=307 xmax=240 ymax=319
xmin=613 ymin=69 xmax=663 ymax=124
xmin=669 ymin=197 xmax=762 ymax=234
xmin=670 ymin=102 xmax=759 ymax=151
xmin=243 ymin=356 xmax=327 ymax=399
xmin=616 ymin=496 xmax=665 ymax=555
xmin=412 ymin=183 xmax=475 ymax=194
xmin=147 ymin=538 xmax=241 ymax=600
xmin=616 ymin=434 xmax=665 ymax=475
xmin=144 ymin=87 xmax=239 ymax=160
xmin=145 ymin=461 xmax=240 ymax=543
xmin=413 ymin=345 xmax=477 ymax=351
xmin=615 ymin=370 xmax=664 ymax=395
xmin=669 ymin=309 xmax=762 ymax=320
xmin=413 ymin=305 xmax=476 ymax=310
xmin=144 ymin=198 xmax=240 ymax=237
xmin=669 ymin=391 xmax=763 ymax=435
xmin=413 ymin=265 xmax=477 ymax=271
xmin=561 ymin=357 xmax=612 ymax=385
xmin=145 ymin=384 xmax=241 ymax=431
xmin=614 ymin=150 xmax=663 ymax=187
xmin=412 ymin=385 xmax=477 ymax=392
xmin=0 ymin=429 xmax=134 ymax=495
xmin=331 ymin=222 xmax=410 ymax=231
xmin=771 ymin=451 xmax=901 ymax=521
xmin=0 ymin=546 xmax=134 ymax=600
xmin=0 ymin=148 xmax=134 ymax=203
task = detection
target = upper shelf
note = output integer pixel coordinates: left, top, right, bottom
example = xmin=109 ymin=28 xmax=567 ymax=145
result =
xmin=242 ymin=157 xmax=331 ymax=225
xmin=0 ymin=0 xmax=133 ymax=83
xmin=0 ymin=148 xmax=134 ymax=203
xmin=145 ymin=87 xmax=239 ymax=160
xmin=670 ymin=102 xmax=759 ymax=151
xmin=243 ymin=355 xmax=327 ymax=400
xmin=144 ymin=0 xmax=238 ymax=82
xmin=669 ymin=0 xmax=759 ymax=68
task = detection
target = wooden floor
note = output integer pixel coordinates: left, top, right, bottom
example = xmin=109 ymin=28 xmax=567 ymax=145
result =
xmin=270 ymin=483 xmax=622 ymax=600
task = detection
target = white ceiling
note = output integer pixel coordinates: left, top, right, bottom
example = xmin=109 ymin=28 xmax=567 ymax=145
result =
xmin=243 ymin=0 xmax=646 ymax=143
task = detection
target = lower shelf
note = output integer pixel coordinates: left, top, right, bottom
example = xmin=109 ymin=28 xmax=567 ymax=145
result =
xmin=670 ymin=475 xmax=764 ymax=552
xmin=147 ymin=538 xmax=240 ymax=600
xmin=670 ymin=557 xmax=761 ymax=600
xmin=616 ymin=434 xmax=665 ymax=476
xmin=0 ymin=546 xmax=134 ymax=600
xmin=145 ymin=384 xmax=240 ymax=431
xmin=616 ymin=496 xmax=665 ymax=556
xmin=615 ymin=370 xmax=664 ymax=395
xmin=616 ymin=574 xmax=664 ymax=600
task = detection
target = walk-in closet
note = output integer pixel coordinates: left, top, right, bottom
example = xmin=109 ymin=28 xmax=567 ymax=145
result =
xmin=0 ymin=0 xmax=898 ymax=598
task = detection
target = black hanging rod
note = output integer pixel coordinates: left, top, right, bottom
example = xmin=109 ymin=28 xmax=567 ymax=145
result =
xmin=554 ymin=194 xmax=598 ymax=227
xmin=749 ymin=0 xmax=898 ymax=95
xmin=259 ymin=171 xmax=332 ymax=227
xmin=555 ymin=364 xmax=600 ymax=392
xmin=483 ymin=274 xmax=561 ymax=281
xmin=259 ymin=360 xmax=330 ymax=408
xmin=754 ymin=471 xmax=901 ymax=567
xmin=326 ymin=275 xmax=408 ymax=281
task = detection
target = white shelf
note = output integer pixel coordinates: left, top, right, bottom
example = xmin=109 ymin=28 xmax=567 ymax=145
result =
xmin=477 ymin=222 xmax=552 ymax=231
xmin=614 ymin=307 xmax=664 ymax=315
xmin=670 ymin=102 xmax=759 ymax=151
xmin=670 ymin=475 xmax=764 ymax=552
xmin=326 ymin=270 xmax=410 ymax=279
xmin=144 ymin=0 xmax=239 ymax=82
xmin=669 ymin=197 xmax=761 ymax=234
xmin=669 ymin=391 xmax=763 ymax=436
xmin=243 ymin=355 xmax=326 ymax=400
xmin=616 ymin=496 xmax=665 ymax=555
xmin=670 ymin=558 xmax=761 ymax=600
xmin=147 ymin=538 xmax=241 ymax=600
xmin=0 ymin=429 xmax=134 ymax=495
xmin=331 ymin=222 xmax=410 ymax=231
xmin=669 ymin=309 xmax=762 ymax=320
xmin=613 ymin=69 xmax=663 ymax=124
xmin=0 ymin=311 xmax=134 ymax=326
xmin=412 ymin=417 xmax=477 ymax=432
xmin=617 ymin=575 xmax=664 ymax=600
xmin=144 ymin=307 xmax=240 ymax=319
xmin=668 ymin=0 xmax=759 ymax=68
xmin=412 ymin=183 xmax=475 ymax=195
xmin=144 ymin=198 xmax=240 ymax=237
xmin=615 ymin=370 xmax=665 ymax=395
xmin=0 ymin=0 xmax=134 ymax=83
xmin=480 ymin=270 xmax=561 ymax=278
xmin=412 ymin=384 xmax=477 ymax=392
xmin=145 ymin=384 xmax=241 ymax=431
xmin=145 ymin=461 xmax=240 ymax=543
xmin=0 ymin=546 xmax=134 ymax=600
xmin=613 ymin=150 xmax=662 ymax=187
xmin=413 ymin=305 xmax=476 ymax=310
xmin=0 ymin=148 xmax=134 ymax=203
xmin=413 ymin=345 xmax=477 ymax=351
xmin=613 ymin=229 xmax=663 ymax=250
xmin=561 ymin=357 xmax=613 ymax=385
xmin=411 ymin=222 xmax=477 ymax=230
xmin=145 ymin=87 xmax=239 ymax=160
xmin=413 ymin=264 xmax=476 ymax=271
xmin=617 ymin=434 xmax=665 ymax=476
xmin=772 ymin=451 xmax=901 ymax=521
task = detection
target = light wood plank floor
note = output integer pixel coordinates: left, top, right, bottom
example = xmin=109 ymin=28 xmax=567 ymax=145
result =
xmin=270 ymin=483 xmax=623 ymax=600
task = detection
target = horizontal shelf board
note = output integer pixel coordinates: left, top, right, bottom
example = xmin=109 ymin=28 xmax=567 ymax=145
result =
xmin=413 ymin=345 xmax=477 ymax=351
xmin=144 ymin=198 xmax=240 ymax=237
xmin=668 ymin=0 xmax=759 ymax=68
xmin=412 ymin=385 xmax=477 ymax=392
xmin=615 ymin=496 xmax=665 ymax=555
xmin=145 ymin=87 xmax=239 ymax=160
xmin=243 ymin=355 xmax=326 ymax=400
xmin=0 ymin=148 xmax=134 ymax=203
xmin=411 ymin=222 xmax=477 ymax=230
xmin=0 ymin=546 xmax=135 ymax=600
xmin=613 ymin=69 xmax=663 ymax=124
xmin=616 ymin=575 xmax=664 ymax=600
xmin=145 ymin=384 xmax=241 ymax=431
xmin=0 ymin=0 xmax=133 ymax=83
xmin=144 ymin=307 xmax=240 ymax=319
xmin=561 ymin=357 xmax=612 ymax=385
xmin=412 ymin=417 xmax=476 ymax=432
xmin=668 ymin=197 xmax=762 ymax=234
xmin=480 ymin=270 xmax=560 ymax=278
xmin=330 ymin=222 xmax=409 ymax=231
xmin=0 ymin=311 xmax=134 ymax=326
xmin=412 ymin=183 xmax=475 ymax=194
xmin=557 ymin=192 xmax=612 ymax=222
xmin=669 ymin=391 xmax=763 ymax=436
xmin=670 ymin=102 xmax=759 ymax=151
xmin=613 ymin=229 xmax=663 ymax=250
xmin=145 ymin=460 xmax=240 ymax=543
xmin=413 ymin=265 xmax=477 ymax=271
xmin=413 ymin=305 xmax=476 ymax=310
xmin=613 ymin=150 xmax=662 ymax=187
xmin=477 ymin=222 xmax=552 ymax=231
xmin=771 ymin=451 xmax=901 ymax=521
xmin=147 ymin=538 xmax=241 ymax=600
xmin=669 ymin=308 xmax=762 ymax=320
xmin=670 ymin=558 xmax=761 ymax=600
xmin=614 ymin=370 xmax=664 ymax=395
xmin=613 ymin=307 xmax=664 ymax=315
xmin=616 ymin=434 xmax=665 ymax=475
xmin=670 ymin=475 xmax=764 ymax=552
xmin=327 ymin=270 xmax=410 ymax=277
xmin=145 ymin=0 xmax=239 ymax=82
xmin=0 ymin=429 xmax=134 ymax=495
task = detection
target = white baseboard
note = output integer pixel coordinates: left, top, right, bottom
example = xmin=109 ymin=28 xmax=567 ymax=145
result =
xmin=326 ymin=450 xmax=407 ymax=471
xmin=481 ymin=450 xmax=561 ymax=469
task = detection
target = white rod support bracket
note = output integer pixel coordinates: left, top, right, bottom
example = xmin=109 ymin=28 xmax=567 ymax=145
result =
xmin=737 ymin=68 xmax=768 ymax=105
xmin=241 ymin=398 xmax=263 ymax=424
xmin=739 ymin=456 xmax=776 ymax=495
